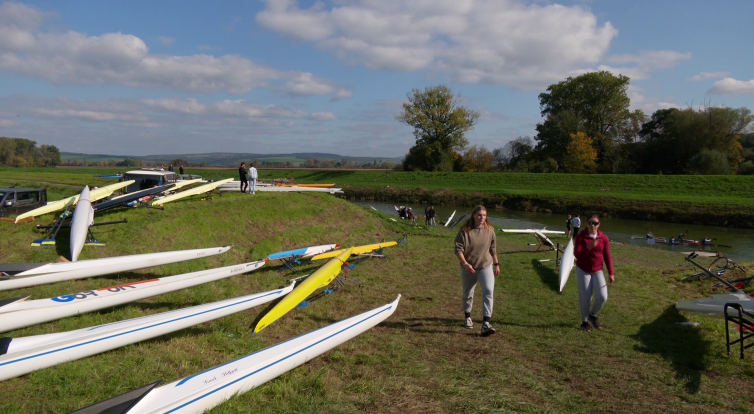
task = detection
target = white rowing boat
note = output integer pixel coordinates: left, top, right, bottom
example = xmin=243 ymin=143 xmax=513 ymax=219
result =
xmin=0 ymin=283 xmax=294 ymax=382
xmin=69 ymin=186 xmax=94 ymax=262
xmin=0 ymin=246 xmax=231 ymax=291
xmin=558 ymin=238 xmax=575 ymax=293
xmin=0 ymin=260 xmax=266 ymax=333
xmin=68 ymin=295 xmax=401 ymax=414
xmin=220 ymin=186 xmax=343 ymax=194
xmin=444 ymin=210 xmax=456 ymax=227
xmin=676 ymin=293 xmax=754 ymax=317
xmin=501 ymin=228 xmax=566 ymax=235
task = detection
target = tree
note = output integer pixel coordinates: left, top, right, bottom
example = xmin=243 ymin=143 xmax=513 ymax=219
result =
xmin=638 ymin=106 xmax=753 ymax=174
xmin=493 ymin=136 xmax=534 ymax=170
xmin=535 ymin=71 xmax=631 ymax=172
xmin=688 ymin=149 xmax=731 ymax=175
xmin=563 ymin=132 xmax=598 ymax=173
xmin=462 ymin=145 xmax=495 ymax=172
xmin=398 ymin=85 xmax=480 ymax=171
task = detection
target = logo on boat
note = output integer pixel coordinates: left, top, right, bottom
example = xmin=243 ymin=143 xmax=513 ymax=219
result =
xmin=51 ymin=290 xmax=98 ymax=302
xmin=221 ymin=368 xmax=238 ymax=378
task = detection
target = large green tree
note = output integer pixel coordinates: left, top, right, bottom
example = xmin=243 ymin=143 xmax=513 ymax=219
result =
xmin=638 ymin=106 xmax=752 ymax=174
xmin=397 ymin=85 xmax=480 ymax=171
xmin=535 ymin=71 xmax=633 ymax=172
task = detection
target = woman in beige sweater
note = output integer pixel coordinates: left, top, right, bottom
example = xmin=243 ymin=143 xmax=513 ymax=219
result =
xmin=454 ymin=205 xmax=500 ymax=336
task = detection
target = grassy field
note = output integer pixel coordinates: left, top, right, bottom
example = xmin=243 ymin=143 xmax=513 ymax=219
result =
xmin=4 ymin=168 xmax=754 ymax=203
xmin=0 ymin=170 xmax=753 ymax=413
xmin=4 ymin=167 xmax=754 ymax=227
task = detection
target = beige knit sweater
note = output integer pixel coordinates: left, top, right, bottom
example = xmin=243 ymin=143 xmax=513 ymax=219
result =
xmin=454 ymin=226 xmax=496 ymax=269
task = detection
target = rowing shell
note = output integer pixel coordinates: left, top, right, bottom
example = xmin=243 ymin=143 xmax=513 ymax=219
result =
xmin=675 ymin=293 xmax=754 ymax=317
xmin=444 ymin=210 xmax=456 ymax=227
xmin=266 ymin=244 xmax=340 ymax=261
xmin=69 ymin=186 xmax=94 ymax=262
xmin=0 ymin=283 xmax=294 ymax=382
xmin=308 ymin=242 xmax=396 ymax=261
xmin=534 ymin=231 xmax=555 ymax=249
xmin=68 ymin=295 xmax=400 ymax=414
xmin=0 ymin=260 xmax=266 ymax=333
xmin=14 ymin=181 xmax=134 ymax=223
xmin=558 ymin=238 xmax=575 ymax=293
xmin=152 ymin=178 xmax=233 ymax=206
xmin=0 ymin=246 xmax=231 ymax=291
xmin=254 ymin=248 xmax=354 ymax=333
xmin=501 ymin=228 xmax=565 ymax=235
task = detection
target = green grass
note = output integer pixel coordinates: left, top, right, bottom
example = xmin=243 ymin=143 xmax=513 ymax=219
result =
xmin=0 ymin=171 xmax=753 ymax=413
xmin=5 ymin=167 xmax=754 ymax=203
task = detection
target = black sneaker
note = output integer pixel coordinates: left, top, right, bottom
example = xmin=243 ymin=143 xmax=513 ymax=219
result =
xmin=588 ymin=314 xmax=601 ymax=330
xmin=580 ymin=322 xmax=591 ymax=332
xmin=481 ymin=322 xmax=496 ymax=337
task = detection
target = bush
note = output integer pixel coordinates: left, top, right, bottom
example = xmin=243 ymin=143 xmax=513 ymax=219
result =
xmin=687 ymin=149 xmax=731 ymax=175
xmin=737 ymin=160 xmax=754 ymax=175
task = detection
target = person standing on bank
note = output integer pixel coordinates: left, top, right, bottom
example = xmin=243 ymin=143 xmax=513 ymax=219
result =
xmin=248 ymin=163 xmax=258 ymax=195
xmin=454 ymin=205 xmax=500 ymax=336
xmin=179 ymin=164 xmax=184 ymax=175
xmin=573 ymin=215 xmax=614 ymax=331
xmin=238 ymin=162 xmax=248 ymax=194
xmin=571 ymin=214 xmax=581 ymax=238
xmin=566 ymin=214 xmax=572 ymax=237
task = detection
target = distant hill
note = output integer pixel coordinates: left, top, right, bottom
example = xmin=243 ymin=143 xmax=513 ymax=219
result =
xmin=61 ymin=152 xmax=403 ymax=166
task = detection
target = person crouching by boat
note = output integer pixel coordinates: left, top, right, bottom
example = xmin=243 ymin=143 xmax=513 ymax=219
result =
xmin=573 ymin=215 xmax=614 ymax=331
xmin=454 ymin=205 xmax=500 ymax=337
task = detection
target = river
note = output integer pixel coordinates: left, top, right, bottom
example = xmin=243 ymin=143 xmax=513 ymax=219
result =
xmin=355 ymin=201 xmax=754 ymax=261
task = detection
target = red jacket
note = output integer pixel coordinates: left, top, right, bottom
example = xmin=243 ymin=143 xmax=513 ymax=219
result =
xmin=573 ymin=230 xmax=614 ymax=275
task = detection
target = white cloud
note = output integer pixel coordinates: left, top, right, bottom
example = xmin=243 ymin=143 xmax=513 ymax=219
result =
xmin=158 ymin=36 xmax=175 ymax=46
xmin=0 ymin=119 xmax=16 ymax=126
xmin=595 ymin=50 xmax=691 ymax=80
xmin=706 ymin=78 xmax=754 ymax=95
xmin=256 ymin=0 xmax=618 ymax=89
xmin=0 ymin=2 xmax=349 ymax=97
xmin=7 ymin=95 xmax=338 ymax=124
xmin=688 ymin=71 xmax=729 ymax=82
xmin=627 ymin=86 xmax=680 ymax=113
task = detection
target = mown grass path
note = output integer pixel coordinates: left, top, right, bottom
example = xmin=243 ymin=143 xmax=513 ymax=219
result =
xmin=0 ymin=182 xmax=752 ymax=413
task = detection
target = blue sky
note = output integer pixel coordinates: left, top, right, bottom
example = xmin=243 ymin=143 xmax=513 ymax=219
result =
xmin=0 ymin=0 xmax=752 ymax=157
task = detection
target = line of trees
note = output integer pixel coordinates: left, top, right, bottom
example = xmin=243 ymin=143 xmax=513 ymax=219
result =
xmin=399 ymin=76 xmax=754 ymax=174
xmin=0 ymin=137 xmax=61 ymax=167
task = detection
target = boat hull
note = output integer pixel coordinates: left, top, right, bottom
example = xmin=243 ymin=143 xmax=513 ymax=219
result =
xmin=1 ymin=246 xmax=231 ymax=291
xmin=0 ymin=284 xmax=293 ymax=381
xmin=0 ymin=260 xmax=265 ymax=333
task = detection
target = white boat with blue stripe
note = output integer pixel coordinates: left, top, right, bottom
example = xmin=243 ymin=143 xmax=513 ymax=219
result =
xmin=68 ymin=295 xmax=401 ymax=414
xmin=0 ymin=283 xmax=294 ymax=381
xmin=0 ymin=260 xmax=266 ymax=333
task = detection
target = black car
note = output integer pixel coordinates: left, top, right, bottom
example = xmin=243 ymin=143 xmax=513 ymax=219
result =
xmin=0 ymin=187 xmax=48 ymax=218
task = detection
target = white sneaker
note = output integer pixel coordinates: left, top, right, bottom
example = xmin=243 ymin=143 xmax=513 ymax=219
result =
xmin=481 ymin=322 xmax=496 ymax=337
xmin=464 ymin=317 xmax=473 ymax=329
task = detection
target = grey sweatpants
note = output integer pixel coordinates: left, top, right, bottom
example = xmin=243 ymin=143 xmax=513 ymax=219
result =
xmin=461 ymin=264 xmax=495 ymax=318
xmin=576 ymin=267 xmax=608 ymax=323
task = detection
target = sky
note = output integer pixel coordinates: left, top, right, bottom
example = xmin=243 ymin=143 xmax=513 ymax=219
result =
xmin=0 ymin=0 xmax=752 ymax=158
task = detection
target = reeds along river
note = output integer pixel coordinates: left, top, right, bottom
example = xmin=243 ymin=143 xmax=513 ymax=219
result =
xmin=356 ymin=201 xmax=754 ymax=261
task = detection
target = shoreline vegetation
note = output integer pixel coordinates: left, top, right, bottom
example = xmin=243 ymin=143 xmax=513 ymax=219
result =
xmin=2 ymin=167 xmax=754 ymax=228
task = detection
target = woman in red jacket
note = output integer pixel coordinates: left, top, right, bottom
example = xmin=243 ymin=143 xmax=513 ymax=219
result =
xmin=573 ymin=215 xmax=615 ymax=331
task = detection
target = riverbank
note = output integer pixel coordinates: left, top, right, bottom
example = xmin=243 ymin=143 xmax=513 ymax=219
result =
xmin=1 ymin=190 xmax=753 ymax=413
xmin=3 ymin=168 xmax=753 ymax=227
xmin=340 ymin=185 xmax=754 ymax=228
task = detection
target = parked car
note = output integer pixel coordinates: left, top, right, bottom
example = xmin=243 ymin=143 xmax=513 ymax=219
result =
xmin=0 ymin=187 xmax=48 ymax=218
